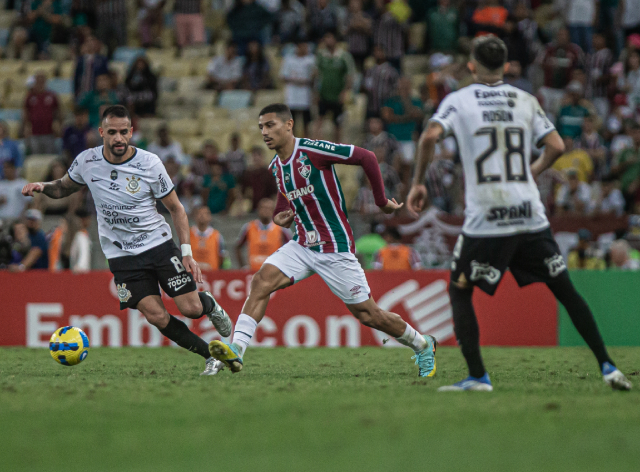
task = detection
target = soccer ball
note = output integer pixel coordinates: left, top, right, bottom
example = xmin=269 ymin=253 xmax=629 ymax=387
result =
xmin=49 ymin=326 xmax=90 ymax=366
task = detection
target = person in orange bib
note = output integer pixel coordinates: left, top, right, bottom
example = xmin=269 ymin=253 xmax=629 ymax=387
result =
xmin=190 ymin=206 xmax=227 ymax=271
xmin=373 ymin=227 xmax=422 ymax=270
xmin=236 ymin=198 xmax=291 ymax=271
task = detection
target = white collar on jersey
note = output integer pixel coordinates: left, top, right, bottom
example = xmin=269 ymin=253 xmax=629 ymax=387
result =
xmin=476 ymin=80 xmax=505 ymax=87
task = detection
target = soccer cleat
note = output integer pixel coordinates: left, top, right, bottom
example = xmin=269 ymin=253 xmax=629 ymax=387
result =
xmin=437 ymin=373 xmax=493 ymax=392
xmin=202 ymin=291 xmax=232 ymax=337
xmin=602 ymin=362 xmax=632 ymax=391
xmin=209 ymin=340 xmax=244 ymax=373
xmin=200 ymin=358 xmax=225 ymax=376
xmin=412 ymin=335 xmax=437 ymax=377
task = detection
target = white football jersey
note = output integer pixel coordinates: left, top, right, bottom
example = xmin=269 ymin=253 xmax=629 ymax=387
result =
xmin=68 ymin=146 xmax=175 ymax=259
xmin=430 ymin=83 xmax=555 ymax=236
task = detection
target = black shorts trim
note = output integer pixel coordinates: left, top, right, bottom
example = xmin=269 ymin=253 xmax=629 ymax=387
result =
xmin=450 ymin=227 xmax=568 ymax=296
xmin=318 ymin=100 xmax=343 ymax=124
xmin=109 ymin=240 xmax=197 ymax=309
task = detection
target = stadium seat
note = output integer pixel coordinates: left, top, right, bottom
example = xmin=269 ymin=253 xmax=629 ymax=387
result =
xmin=0 ymin=60 xmax=24 ymax=76
xmin=402 ymin=55 xmax=430 ymax=75
xmin=409 ymin=23 xmax=426 ymax=53
xmin=202 ymin=117 xmax=238 ymax=136
xmin=3 ymin=92 xmax=25 ymax=109
xmin=109 ymin=61 xmax=129 ymax=79
xmin=158 ymin=77 xmax=177 ymax=93
xmin=48 ymin=44 xmax=71 ymax=61
xmin=253 ymin=90 xmax=285 ymax=109
xmin=181 ymin=45 xmax=211 ymax=58
xmin=160 ymin=59 xmax=194 ymax=78
xmin=0 ymin=28 xmax=10 ymax=49
xmin=0 ymin=109 xmax=22 ymax=121
xmin=5 ymin=120 xmax=20 ymax=139
xmin=197 ymin=107 xmax=228 ymax=121
xmin=0 ymin=10 xmax=17 ymax=29
xmin=218 ymin=90 xmax=252 ymax=110
xmin=184 ymin=136 xmax=207 ymax=155
xmin=24 ymin=60 xmax=57 ymax=77
xmin=158 ymin=106 xmax=195 ymax=120
xmin=157 ymin=91 xmax=184 ymax=107
xmin=47 ymin=78 xmax=73 ymax=95
xmin=192 ymin=57 xmax=212 ymax=77
xmin=113 ymin=47 xmax=146 ymax=65
xmin=136 ymin=117 xmax=165 ymax=139
xmin=24 ymin=154 xmax=58 ymax=183
xmin=168 ymin=118 xmax=202 ymax=137
xmin=228 ymin=107 xmax=261 ymax=123
xmin=58 ymin=61 xmax=75 ymax=78
xmin=57 ymin=93 xmax=74 ymax=113
xmin=177 ymin=76 xmax=206 ymax=94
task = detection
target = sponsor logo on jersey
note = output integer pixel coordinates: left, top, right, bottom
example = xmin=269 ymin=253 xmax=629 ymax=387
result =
xmin=111 ymin=170 xmax=118 ymax=180
xmin=486 ymin=201 xmax=532 ymax=226
xmin=482 ymin=111 xmax=514 ymax=122
xmin=69 ymin=159 xmax=79 ymax=173
xmin=104 ymin=215 xmax=141 ymax=225
xmin=116 ymin=283 xmax=132 ymax=302
xmin=121 ymin=234 xmax=149 ymax=250
xmin=478 ymin=100 xmax=507 ymax=106
xmin=286 ymin=184 xmax=314 ymax=201
xmin=100 ymin=203 xmax=137 ymax=210
xmin=300 ymin=139 xmax=338 ymax=151
xmin=109 ymin=182 xmax=120 ymax=191
xmin=474 ymin=90 xmax=517 ymax=99
xmin=470 ymin=261 xmax=501 ymax=284
xmin=91 ymin=178 xmax=103 ymax=182
xmin=537 ymin=109 xmax=552 ymax=129
xmin=284 ymin=172 xmax=291 ymax=183
xmin=85 ymin=155 xmax=101 ymax=163
xmin=304 ymin=229 xmax=325 ymax=247
xmin=438 ymin=105 xmax=457 ymax=119
xmin=125 ymin=176 xmax=142 ymax=194
xmin=544 ymin=254 xmax=566 ymax=277
xmin=127 ymin=162 xmax=144 ymax=170
xmin=297 ymin=153 xmax=311 ymax=179
xmin=158 ymin=174 xmax=168 ymax=193
xmin=350 ymin=285 xmax=362 ymax=296
xmin=167 ymin=274 xmax=191 ymax=292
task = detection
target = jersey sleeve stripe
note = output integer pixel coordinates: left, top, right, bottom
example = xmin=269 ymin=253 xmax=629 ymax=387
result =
xmin=156 ymin=185 xmax=175 ymax=199
xmin=66 ymin=172 xmax=87 ymax=186
xmin=298 ymin=144 xmax=355 ymax=159
xmin=427 ymin=117 xmax=451 ymax=135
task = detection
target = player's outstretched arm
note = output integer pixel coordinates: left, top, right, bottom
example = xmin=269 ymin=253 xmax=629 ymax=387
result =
xmin=530 ymin=130 xmax=565 ymax=180
xmin=273 ymin=192 xmax=294 ymax=228
xmin=407 ymin=122 xmax=444 ymax=218
xmin=161 ymin=190 xmax=203 ymax=283
xmin=22 ymin=174 xmax=82 ymax=199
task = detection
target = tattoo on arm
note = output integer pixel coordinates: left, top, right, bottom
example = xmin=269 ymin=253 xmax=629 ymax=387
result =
xmin=42 ymin=175 xmax=82 ymax=199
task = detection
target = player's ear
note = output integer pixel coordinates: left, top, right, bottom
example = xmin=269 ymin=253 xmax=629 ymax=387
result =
xmin=98 ymin=127 xmax=103 ymax=137
xmin=504 ymin=62 xmax=511 ymax=75
xmin=467 ymin=61 xmax=475 ymax=74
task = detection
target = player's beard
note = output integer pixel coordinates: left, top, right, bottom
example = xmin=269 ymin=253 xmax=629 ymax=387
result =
xmin=109 ymin=142 xmax=128 ymax=157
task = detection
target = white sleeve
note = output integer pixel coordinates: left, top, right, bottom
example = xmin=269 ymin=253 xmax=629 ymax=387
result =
xmin=428 ymin=94 xmax=459 ymax=137
xmin=531 ymin=96 xmax=556 ymax=147
xmin=67 ymin=154 xmax=86 ymax=185
xmin=149 ymin=159 xmax=175 ymax=199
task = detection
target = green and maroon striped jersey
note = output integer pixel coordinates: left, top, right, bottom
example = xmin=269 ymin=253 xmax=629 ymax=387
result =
xmin=270 ymin=138 xmax=388 ymax=253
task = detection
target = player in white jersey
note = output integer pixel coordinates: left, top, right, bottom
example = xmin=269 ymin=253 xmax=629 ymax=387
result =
xmin=22 ymin=105 xmax=231 ymax=376
xmin=407 ymin=36 xmax=631 ymax=392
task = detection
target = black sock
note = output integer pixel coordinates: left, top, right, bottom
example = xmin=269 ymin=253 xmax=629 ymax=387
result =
xmin=547 ymin=276 xmax=614 ymax=370
xmin=198 ymin=291 xmax=215 ymax=317
xmin=159 ymin=315 xmax=210 ymax=359
xmin=449 ymin=284 xmax=487 ymax=378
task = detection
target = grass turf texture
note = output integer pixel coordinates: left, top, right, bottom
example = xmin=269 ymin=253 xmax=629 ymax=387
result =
xmin=2 ymin=347 xmax=640 ymax=472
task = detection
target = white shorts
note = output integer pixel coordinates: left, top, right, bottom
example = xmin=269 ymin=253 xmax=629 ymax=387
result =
xmin=399 ymin=141 xmax=416 ymax=163
xmin=264 ymin=241 xmax=371 ymax=305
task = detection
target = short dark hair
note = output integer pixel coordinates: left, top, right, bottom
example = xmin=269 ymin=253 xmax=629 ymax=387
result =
xmin=102 ymin=105 xmax=130 ymax=123
xmin=472 ymin=35 xmax=508 ymax=71
xmin=259 ymin=103 xmax=293 ymax=122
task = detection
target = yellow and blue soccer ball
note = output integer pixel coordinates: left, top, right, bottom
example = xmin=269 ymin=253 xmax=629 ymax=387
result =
xmin=49 ymin=326 xmax=90 ymax=366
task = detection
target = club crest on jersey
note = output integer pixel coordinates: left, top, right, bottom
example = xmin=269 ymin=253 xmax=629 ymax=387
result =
xmin=297 ymin=153 xmax=311 ymax=179
xmin=545 ymin=254 xmax=566 ymax=277
xmin=116 ymin=283 xmax=132 ymax=302
xmin=470 ymin=261 xmax=501 ymax=284
xmin=111 ymin=170 xmax=118 ymax=180
xmin=284 ymin=173 xmax=291 ymax=183
xmin=125 ymin=176 xmax=141 ymax=194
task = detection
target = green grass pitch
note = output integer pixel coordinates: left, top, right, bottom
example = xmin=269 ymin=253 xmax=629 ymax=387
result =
xmin=2 ymin=347 xmax=639 ymax=471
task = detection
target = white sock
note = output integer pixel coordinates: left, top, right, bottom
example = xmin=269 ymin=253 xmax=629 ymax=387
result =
xmin=231 ymin=314 xmax=258 ymax=356
xmin=395 ymin=323 xmax=427 ymax=352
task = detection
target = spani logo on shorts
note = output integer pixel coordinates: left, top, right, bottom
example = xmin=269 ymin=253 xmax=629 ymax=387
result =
xmin=117 ymin=283 xmax=132 ymax=302
xmin=125 ymin=176 xmax=141 ymax=194
xmin=545 ymin=254 xmax=566 ymax=277
xmin=470 ymin=261 xmax=501 ymax=284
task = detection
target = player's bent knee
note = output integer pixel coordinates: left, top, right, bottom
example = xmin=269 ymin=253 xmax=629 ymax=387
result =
xmin=251 ymin=267 xmax=288 ymax=296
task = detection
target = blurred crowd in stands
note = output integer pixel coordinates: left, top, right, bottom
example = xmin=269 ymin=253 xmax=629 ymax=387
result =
xmin=1 ymin=0 xmax=640 ymax=272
